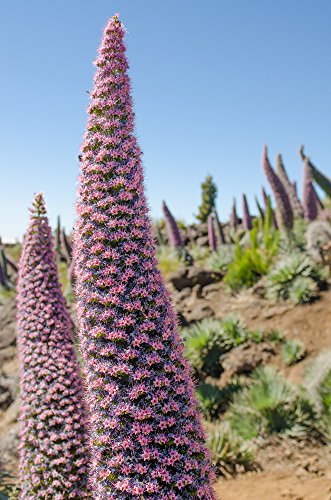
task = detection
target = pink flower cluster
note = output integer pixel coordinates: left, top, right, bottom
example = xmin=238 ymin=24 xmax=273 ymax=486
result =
xmin=75 ymin=15 xmax=214 ymax=499
xmin=16 ymin=194 xmax=90 ymax=499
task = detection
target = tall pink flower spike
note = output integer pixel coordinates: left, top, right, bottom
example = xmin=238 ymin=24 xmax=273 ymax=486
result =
xmin=74 ymin=14 xmax=215 ymax=499
xmin=17 ymin=193 xmax=90 ymax=499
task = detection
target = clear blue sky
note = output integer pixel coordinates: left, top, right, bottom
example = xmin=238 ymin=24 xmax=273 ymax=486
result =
xmin=1 ymin=0 xmax=331 ymax=241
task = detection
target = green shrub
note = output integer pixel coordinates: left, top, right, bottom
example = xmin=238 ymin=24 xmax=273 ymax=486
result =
xmin=266 ymin=252 xmax=328 ymax=304
xmin=206 ymin=422 xmax=255 ymax=476
xmin=226 ymin=366 xmax=317 ymax=440
xmin=225 ymin=223 xmax=279 ymax=291
xmin=156 ymin=245 xmax=182 ymax=278
xmin=207 ymin=245 xmax=235 ymax=273
xmin=281 ymin=339 xmax=306 ymax=366
xmin=188 ymin=243 xmax=210 ymax=266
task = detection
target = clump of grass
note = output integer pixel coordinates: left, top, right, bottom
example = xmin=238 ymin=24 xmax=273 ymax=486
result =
xmin=226 ymin=366 xmax=317 ymax=440
xmin=281 ymin=339 xmax=306 ymax=366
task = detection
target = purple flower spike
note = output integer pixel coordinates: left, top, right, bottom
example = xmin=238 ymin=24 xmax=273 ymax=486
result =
xmin=162 ymin=201 xmax=183 ymax=248
xmin=303 ymin=158 xmax=318 ymax=221
xmin=17 ymin=193 xmax=90 ymax=499
xmin=262 ymin=145 xmax=293 ymax=229
xmin=275 ymin=154 xmax=303 ymax=218
xmin=242 ymin=194 xmax=253 ymax=230
xmin=208 ymin=214 xmax=217 ymax=251
xmin=230 ymin=198 xmax=238 ymax=229
xmin=74 ymin=15 xmax=214 ymax=499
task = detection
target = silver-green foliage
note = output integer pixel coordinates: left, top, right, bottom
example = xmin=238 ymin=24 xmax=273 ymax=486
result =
xmin=306 ymin=220 xmax=331 ymax=262
xmin=207 ymin=245 xmax=235 ymax=273
xmin=196 ymin=379 xmax=244 ymax=420
xmin=226 ymin=366 xmax=317 ymax=440
xmin=281 ymin=339 xmax=306 ymax=366
xmin=182 ymin=316 xmax=247 ymax=377
xmin=266 ymin=252 xmax=328 ymax=304
xmin=206 ymin=422 xmax=255 ymax=476
xmin=303 ymin=351 xmax=331 ymax=441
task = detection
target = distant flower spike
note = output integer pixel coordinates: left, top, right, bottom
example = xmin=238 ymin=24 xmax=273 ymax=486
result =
xmin=208 ymin=214 xmax=217 ymax=251
xmin=300 ymin=145 xmax=331 ymax=198
xmin=213 ymin=210 xmax=226 ymax=244
xmin=230 ymin=198 xmax=238 ymax=230
xmin=302 ymin=158 xmax=318 ymax=221
xmin=162 ymin=201 xmax=183 ymax=248
xmin=262 ymin=146 xmax=293 ymax=229
xmin=275 ymin=154 xmax=303 ymax=218
xmin=242 ymin=193 xmax=253 ymax=230
xmin=74 ymin=15 xmax=214 ymax=499
xmin=17 ymin=193 xmax=89 ymax=499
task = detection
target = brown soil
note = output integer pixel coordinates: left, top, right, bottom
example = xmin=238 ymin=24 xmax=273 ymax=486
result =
xmin=215 ymin=472 xmax=331 ymax=500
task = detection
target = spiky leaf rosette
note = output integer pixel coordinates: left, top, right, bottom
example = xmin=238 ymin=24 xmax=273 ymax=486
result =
xmin=262 ymin=146 xmax=293 ymax=229
xmin=16 ymin=194 xmax=89 ymax=499
xmin=162 ymin=201 xmax=183 ymax=248
xmin=242 ymin=194 xmax=252 ymax=230
xmin=275 ymin=154 xmax=303 ymax=218
xmin=303 ymin=158 xmax=318 ymax=221
xmin=75 ymin=15 xmax=214 ymax=499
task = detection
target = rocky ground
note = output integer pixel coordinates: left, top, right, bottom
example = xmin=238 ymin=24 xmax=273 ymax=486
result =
xmin=1 ymin=268 xmax=331 ymax=497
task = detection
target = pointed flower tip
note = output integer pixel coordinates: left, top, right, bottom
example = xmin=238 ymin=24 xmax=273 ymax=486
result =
xmin=29 ymin=192 xmax=47 ymax=217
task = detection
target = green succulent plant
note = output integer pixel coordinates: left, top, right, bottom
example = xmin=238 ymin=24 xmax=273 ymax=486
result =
xmin=281 ymin=339 xmax=306 ymax=366
xmin=226 ymin=366 xmax=317 ymax=440
xmin=205 ymin=422 xmax=255 ymax=476
xmin=266 ymin=252 xmax=328 ymax=304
